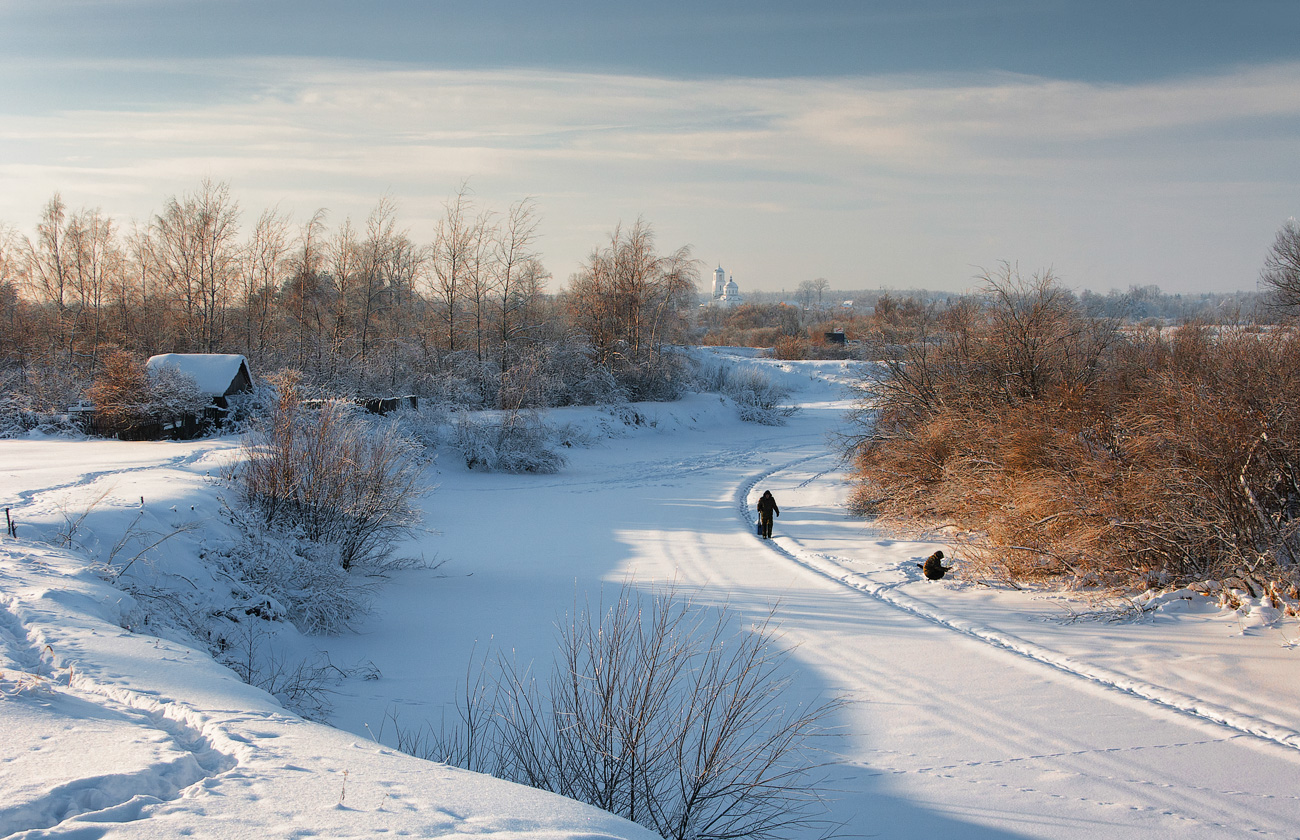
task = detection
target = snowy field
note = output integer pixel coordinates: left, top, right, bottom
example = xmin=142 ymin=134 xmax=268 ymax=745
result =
xmin=3 ymin=348 xmax=1299 ymax=839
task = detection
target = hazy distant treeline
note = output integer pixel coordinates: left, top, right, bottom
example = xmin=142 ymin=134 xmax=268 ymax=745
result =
xmin=741 ymin=283 xmax=1268 ymax=324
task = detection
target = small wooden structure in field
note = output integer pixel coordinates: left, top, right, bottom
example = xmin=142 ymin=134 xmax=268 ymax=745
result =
xmin=363 ymin=395 xmax=418 ymax=415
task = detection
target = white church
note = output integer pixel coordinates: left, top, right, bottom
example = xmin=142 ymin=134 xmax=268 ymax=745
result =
xmin=707 ymin=265 xmax=743 ymax=306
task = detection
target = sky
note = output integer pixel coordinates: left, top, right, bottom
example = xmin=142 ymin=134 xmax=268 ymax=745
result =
xmin=1 ymin=0 xmax=1298 ymax=295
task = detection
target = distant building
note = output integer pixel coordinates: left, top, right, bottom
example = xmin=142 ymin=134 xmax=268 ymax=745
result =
xmin=707 ymin=265 xmax=743 ymax=306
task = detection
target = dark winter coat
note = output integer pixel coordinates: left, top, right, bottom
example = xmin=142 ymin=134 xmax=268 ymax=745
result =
xmin=919 ymin=550 xmax=953 ymax=580
xmin=757 ymin=492 xmax=779 ymax=517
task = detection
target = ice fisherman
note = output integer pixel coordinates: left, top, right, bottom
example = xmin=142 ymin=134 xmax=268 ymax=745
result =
xmin=919 ymin=550 xmax=953 ymax=580
xmin=757 ymin=490 xmax=779 ymax=539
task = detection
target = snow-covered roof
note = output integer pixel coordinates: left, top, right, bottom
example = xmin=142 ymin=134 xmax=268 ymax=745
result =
xmin=145 ymin=353 xmax=251 ymax=397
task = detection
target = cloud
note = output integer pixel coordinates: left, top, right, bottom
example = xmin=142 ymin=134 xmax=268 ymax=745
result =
xmin=1 ymin=58 xmax=1297 ymax=291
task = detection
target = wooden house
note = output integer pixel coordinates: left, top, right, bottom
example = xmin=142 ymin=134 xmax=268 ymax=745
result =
xmin=145 ymin=354 xmax=253 ymax=409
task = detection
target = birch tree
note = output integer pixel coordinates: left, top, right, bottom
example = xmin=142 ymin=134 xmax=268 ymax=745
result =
xmin=492 ymin=199 xmax=544 ymax=378
xmin=152 ymin=180 xmax=241 ymax=352
xmin=240 ymin=207 xmax=292 ymax=358
xmin=565 ymin=219 xmax=696 ymax=397
xmin=429 ymin=184 xmax=482 ymax=353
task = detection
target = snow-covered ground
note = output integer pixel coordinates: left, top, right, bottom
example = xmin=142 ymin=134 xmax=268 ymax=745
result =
xmin=3 ymin=348 xmax=1299 ymax=839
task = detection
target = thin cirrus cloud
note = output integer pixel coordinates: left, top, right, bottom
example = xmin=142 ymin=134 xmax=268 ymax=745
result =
xmin=1 ymin=57 xmax=1297 ymax=292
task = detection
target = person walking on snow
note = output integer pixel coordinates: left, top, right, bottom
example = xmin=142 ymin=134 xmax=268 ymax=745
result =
xmin=757 ymin=490 xmax=779 ymax=539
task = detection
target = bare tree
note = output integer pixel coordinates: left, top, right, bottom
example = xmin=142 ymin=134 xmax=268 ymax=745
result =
xmin=356 ymin=198 xmax=399 ymax=367
xmin=412 ymin=583 xmax=843 ymax=840
xmin=240 ymin=207 xmax=292 ymax=357
xmin=810 ymin=277 xmax=829 ymax=310
xmin=65 ymin=207 xmax=122 ymax=375
xmin=491 ymin=199 xmax=544 ymax=381
xmin=378 ymin=229 xmax=426 ymax=389
xmin=0 ymin=224 xmax=18 ymax=289
xmin=326 ymin=217 xmax=361 ymax=382
xmin=565 ymin=218 xmax=697 ymax=398
xmin=1261 ymin=218 xmax=1300 ymax=314
xmin=0 ymin=225 xmax=29 ymax=370
xmin=21 ymin=194 xmax=75 ymax=362
xmin=794 ymin=280 xmax=815 ymax=311
xmin=284 ymin=209 xmax=331 ymax=372
xmin=429 ymin=183 xmax=483 ymax=353
xmin=113 ymin=222 xmax=148 ymax=352
xmin=151 ymin=180 xmax=241 ymax=351
xmin=22 ymin=194 xmax=70 ymax=310
xmin=794 ymin=278 xmax=830 ymax=313
xmin=466 ymin=212 xmax=495 ymax=364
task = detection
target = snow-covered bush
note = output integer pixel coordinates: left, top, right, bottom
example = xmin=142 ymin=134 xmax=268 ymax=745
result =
xmin=537 ymin=341 xmax=626 ymax=407
xmin=0 ymin=393 xmax=35 ymax=438
xmin=210 ymin=510 xmax=374 ymax=635
xmin=146 ymin=363 xmax=210 ymax=420
xmin=549 ymin=420 xmax=601 ymax=449
xmin=217 ymin=622 xmax=339 ymax=720
xmin=689 ymin=355 xmax=733 ymax=394
xmin=454 ymin=410 xmax=566 ymax=473
xmin=725 ymin=367 xmax=797 ymax=425
xmin=412 ymin=583 xmax=842 ymax=840
xmin=234 ymin=372 xmax=426 ymax=572
xmin=390 ymin=400 xmax=453 ymax=452
xmin=19 ymin=364 xmax=85 ymax=415
xmin=569 ymin=362 xmax=625 ymax=406
xmin=610 ymin=347 xmax=689 ymax=403
xmin=689 ymin=357 xmax=797 ymax=425
xmin=427 ymin=350 xmax=497 ymax=409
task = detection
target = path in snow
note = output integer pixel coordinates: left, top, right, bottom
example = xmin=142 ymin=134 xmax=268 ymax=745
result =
xmin=748 ymin=452 xmax=1300 ymax=755
xmin=706 ymin=453 xmax=1300 ymax=839
xmin=0 ymin=554 xmax=237 ymax=837
xmin=321 ymin=352 xmax=1300 ymax=840
xmin=0 ymin=521 xmax=657 ymax=840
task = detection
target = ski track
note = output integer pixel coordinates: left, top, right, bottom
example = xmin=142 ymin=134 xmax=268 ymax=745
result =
xmin=0 ymin=596 xmax=238 ymax=838
xmin=743 ymin=451 xmax=1300 ymax=758
xmin=5 ymin=449 xmax=215 ymax=512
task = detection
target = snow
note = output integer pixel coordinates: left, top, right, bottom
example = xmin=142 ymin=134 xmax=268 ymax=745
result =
xmin=144 ymin=354 xmax=249 ymax=397
xmin=3 ymin=348 xmax=1300 ymax=839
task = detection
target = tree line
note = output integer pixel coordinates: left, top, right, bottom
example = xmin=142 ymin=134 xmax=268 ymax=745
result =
xmin=0 ymin=181 xmax=698 ymax=414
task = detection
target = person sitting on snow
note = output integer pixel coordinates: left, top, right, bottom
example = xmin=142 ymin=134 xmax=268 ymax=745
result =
xmin=919 ymin=550 xmax=953 ymax=580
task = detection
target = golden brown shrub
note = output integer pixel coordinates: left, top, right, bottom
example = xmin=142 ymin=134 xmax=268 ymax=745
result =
xmin=845 ymin=268 xmax=1300 ymax=591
